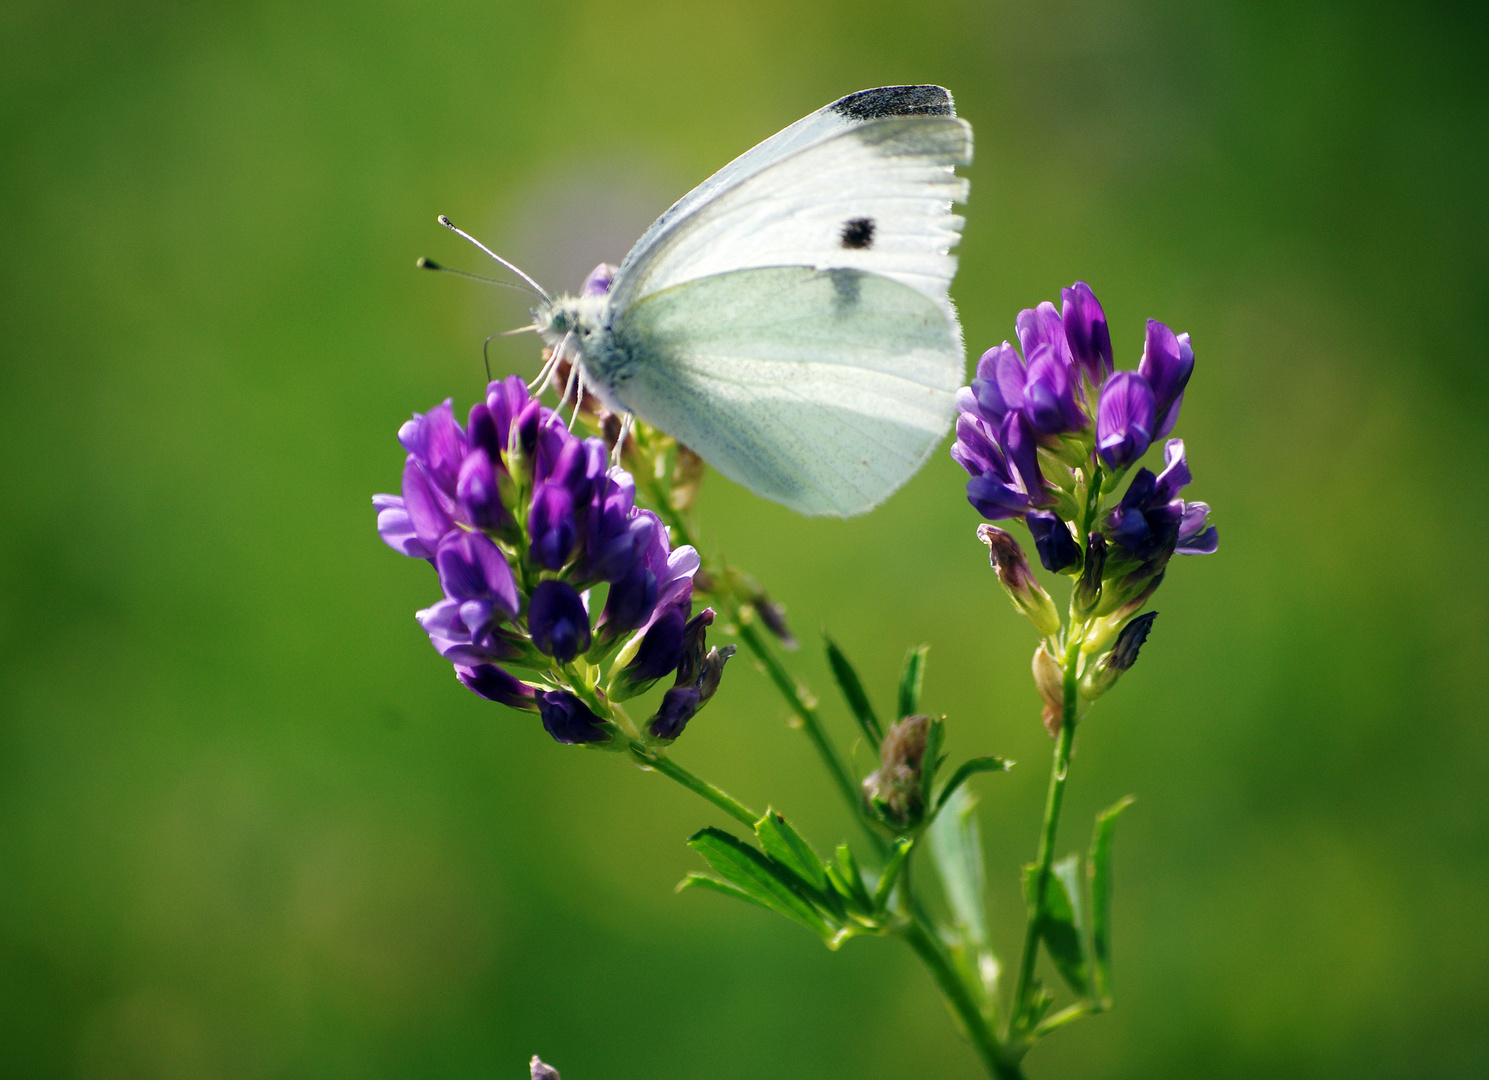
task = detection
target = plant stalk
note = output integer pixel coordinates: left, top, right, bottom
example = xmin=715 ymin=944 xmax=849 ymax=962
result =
xmin=630 ymin=741 xmax=759 ymax=828
xmin=1008 ymin=638 xmax=1080 ymax=1042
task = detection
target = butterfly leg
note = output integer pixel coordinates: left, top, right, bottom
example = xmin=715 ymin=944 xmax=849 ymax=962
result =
xmin=610 ymin=410 xmax=635 ymax=468
xmin=528 ymin=331 xmax=571 ymax=393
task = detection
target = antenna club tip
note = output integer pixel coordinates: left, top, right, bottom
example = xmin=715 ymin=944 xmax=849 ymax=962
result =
xmin=416 ymin=256 xmax=439 ymax=270
xmin=437 ymin=214 xmax=453 ymax=227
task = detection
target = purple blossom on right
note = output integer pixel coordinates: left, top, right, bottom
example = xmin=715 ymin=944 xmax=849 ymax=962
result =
xmin=951 ymin=281 xmax=1218 ymax=734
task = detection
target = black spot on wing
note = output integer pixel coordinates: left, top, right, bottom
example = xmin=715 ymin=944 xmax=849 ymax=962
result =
xmin=831 ymin=85 xmax=954 ymax=121
xmin=840 ymin=217 xmax=875 ymax=249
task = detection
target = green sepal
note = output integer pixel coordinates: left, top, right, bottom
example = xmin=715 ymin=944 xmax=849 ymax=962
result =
xmin=831 ymin=842 xmax=873 ymax=913
xmin=1030 ymin=855 xmax=1092 ymax=999
xmin=1089 ymin=795 xmax=1135 ymax=1005
xmin=897 ymin=644 xmax=929 ymax=719
xmin=872 ymin=837 xmax=914 ymax=911
xmin=932 ymin=756 xmax=1011 ymax=818
xmin=823 ymin=634 xmax=882 ymax=747
xmin=686 ymin=827 xmax=836 ymax=940
xmin=755 ymin=808 xmax=828 ymax=892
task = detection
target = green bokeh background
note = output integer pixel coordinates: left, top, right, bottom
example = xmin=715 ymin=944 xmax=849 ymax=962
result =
xmin=3 ymin=1 xmax=1486 ymax=1077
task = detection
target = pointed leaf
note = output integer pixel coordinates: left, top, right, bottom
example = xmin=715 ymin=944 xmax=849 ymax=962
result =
xmin=824 ymin=634 xmax=882 ymax=746
xmin=872 ymin=837 xmax=915 ymax=911
xmin=1089 ymin=795 xmax=1135 ymax=1004
xmin=832 ymin=842 xmax=873 ymax=912
xmin=897 ymin=644 xmax=929 ymax=719
xmin=1043 ymin=855 xmax=1092 ymax=999
xmin=933 ymin=756 xmax=1011 ymax=816
xmin=928 ymin=785 xmax=989 ymax=951
xmin=755 ymin=808 xmax=828 ymax=891
xmin=687 ymin=827 xmax=835 ymax=939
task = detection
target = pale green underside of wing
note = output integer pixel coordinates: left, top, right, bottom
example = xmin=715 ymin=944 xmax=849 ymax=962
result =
xmin=608 ymin=266 xmax=964 ymax=517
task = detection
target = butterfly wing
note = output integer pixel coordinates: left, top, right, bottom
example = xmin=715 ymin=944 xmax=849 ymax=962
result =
xmin=613 ymin=85 xmax=961 ymax=299
xmin=605 ymin=265 xmax=963 ymax=517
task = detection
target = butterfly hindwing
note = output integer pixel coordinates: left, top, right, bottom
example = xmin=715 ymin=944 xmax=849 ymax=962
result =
xmin=605 ymin=265 xmax=964 ymax=517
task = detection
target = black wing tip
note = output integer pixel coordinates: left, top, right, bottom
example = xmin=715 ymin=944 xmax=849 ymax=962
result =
xmin=831 ymin=85 xmax=954 ymax=121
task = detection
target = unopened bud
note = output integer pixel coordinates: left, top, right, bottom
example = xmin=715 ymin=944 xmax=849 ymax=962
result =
xmin=1074 ymin=531 xmax=1106 ymax=615
xmin=862 ymin=714 xmax=931 ymax=828
xmin=671 ymin=444 xmax=706 ymax=512
xmin=1083 ymin=571 xmax=1164 ymax=654
xmin=1032 ymin=644 xmax=1066 ymax=736
xmin=977 ymin=524 xmax=1061 ymax=637
xmin=531 ymin=1057 xmax=561 ymax=1080
xmin=647 ymin=609 xmax=736 ymax=740
xmin=1080 ymin=611 xmax=1158 ymax=700
xmin=752 ymin=589 xmax=797 ymax=650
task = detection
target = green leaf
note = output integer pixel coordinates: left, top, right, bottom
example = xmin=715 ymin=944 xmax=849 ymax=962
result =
xmin=824 ymin=634 xmax=882 ymax=746
xmin=1089 ymin=795 xmax=1135 ymax=1005
xmin=928 ymin=785 xmax=989 ymax=951
xmin=872 ymin=837 xmax=915 ymax=911
xmin=686 ymin=827 xmax=835 ymax=939
xmin=897 ymin=644 xmax=929 ymax=719
xmin=831 ymin=842 xmax=873 ymax=912
xmin=933 ymin=756 xmax=1011 ymax=816
xmin=1043 ymin=855 xmax=1092 ymax=999
xmin=919 ymin=717 xmax=945 ymax=809
xmin=754 ymin=808 xmax=828 ymax=892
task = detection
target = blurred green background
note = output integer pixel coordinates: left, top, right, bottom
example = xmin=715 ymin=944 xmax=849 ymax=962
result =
xmin=3 ymin=1 xmax=1486 ymax=1077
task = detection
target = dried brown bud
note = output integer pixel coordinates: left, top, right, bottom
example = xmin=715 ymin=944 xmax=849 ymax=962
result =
xmin=977 ymin=525 xmax=1061 ymax=636
xmin=862 ymin=714 xmax=931 ymax=827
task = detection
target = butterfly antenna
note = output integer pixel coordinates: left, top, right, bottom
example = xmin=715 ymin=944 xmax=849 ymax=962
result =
xmin=416 ymin=257 xmax=541 ymax=296
xmin=437 ymin=216 xmax=551 ymax=301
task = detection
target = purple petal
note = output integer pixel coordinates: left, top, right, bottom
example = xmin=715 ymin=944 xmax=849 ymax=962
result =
xmin=1096 ymin=372 xmax=1156 ymax=470
xmin=1000 ymin=410 xmax=1054 ymax=507
xmin=456 ymin=447 xmax=508 ymax=531
xmin=536 ymin=690 xmax=609 ymax=744
xmin=402 ymin=458 xmax=455 ymax=551
xmin=950 ymin=415 xmax=1006 ymax=479
xmin=528 ymin=580 xmax=592 ymax=664
xmin=581 ymin=263 xmax=617 ymax=297
xmin=528 ymin=483 xmax=578 ymax=571
xmin=1154 ymin=438 xmax=1192 ymax=501
xmin=1025 ymin=511 xmax=1081 ymax=573
xmin=374 ymin=495 xmax=433 ymax=559
xmin=967 ymin=474 xmax=1030 ymax=520
xmin=436 ymin=530 xmax=519 ymax=618
xmin=455 ymin=664 xmax=538 ymax=711
xmin=1061 ymin=282 xmax=1113 ymax=385
xmin=1016 ymin=302 xmax=1070 ymax=369
xmin=1176 ymin=524 xmax=1219 ymax=556
xmin=1139 ymin=321 xmax=1194 ymax=438
xmin=419 ymin=400 xmax=467 ymax=495
xmin=485 ymin=376 xmax=531 ymax=461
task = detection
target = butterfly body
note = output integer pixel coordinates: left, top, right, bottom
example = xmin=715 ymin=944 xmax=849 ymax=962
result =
xmin=531 ymin=86 xmax=973 ymax=517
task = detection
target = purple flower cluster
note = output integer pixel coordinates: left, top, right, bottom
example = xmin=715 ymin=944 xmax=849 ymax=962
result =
xmin=374 ymin=376 xmax=724 ymax=744
xmin=952 ymin=282 xmax=1217 ymax=573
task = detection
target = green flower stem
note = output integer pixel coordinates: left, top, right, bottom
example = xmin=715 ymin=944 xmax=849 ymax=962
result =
xmin=899 ymin=913 xmax=1023 ymax=1080
xmin=645 ymin=486 xmax=885 ymax=856
xmin=1009 ymin=638 xmax=1080 ymax=1042
xmin=732 ymin=618 xmax=883 ymax=847
xmin=628 ymin=740 xmax=759 ymax=828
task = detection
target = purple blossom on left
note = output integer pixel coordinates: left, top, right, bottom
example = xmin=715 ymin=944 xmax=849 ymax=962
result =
xmin=374 ymin=376 xmax=732 ymax=746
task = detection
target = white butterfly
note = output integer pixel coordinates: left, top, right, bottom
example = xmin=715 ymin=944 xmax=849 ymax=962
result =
xmin=457 ymin=86 xmax=972 ymax=517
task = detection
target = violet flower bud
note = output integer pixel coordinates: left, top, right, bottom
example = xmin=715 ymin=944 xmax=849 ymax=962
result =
xmin=1177 ymin=501 xmax=1219 ymax=554
xmin=373 ymin=494 xmax=432 ymax=560
xmin=609 ymin=604 xmax=687 ymax=702
xmin=1061 ymin=281 xmax=1113 ymax=386
xmin=536 ymin=690 xmax=610 ymax=745
xmin=435 ymin=530 xmax=520 ymax=625
xmin=528 ymin=482 xmax=577 ymax=571
xmin=581 ymin=263 xmax=618 ymax=297
xmin=1096 ymin=371 xmax=1156 ymax=471
xmin=1022 ymin=342 xmax=1087 ymax=435
xmin=1074 ymin=531 xmax=1107 ymax=615
xmin=455 ymin=664 xmax=539 ymax=711
xmin=1025 ymin=511 xmax=1081 ymax=574
xmin=456 ymin=447 xmax=509 ymax=531
xmin=861 ymin=713 xmax=931 ymax=829
xmin=599 ymin=563 xmax=659 ymax=642
xmin=528 ymin=580 xmax=592 ymax=665
xmin=401 ymin=457 xmax=455 ymax=553
xmin=977 ymin=524 xmax=1061 ymax=637
xmin=647 ymin=609 xmax=735 ymax=740
xmin=1139 ymin=320 xmax=1194 ymax=440
xmin=530 ymin=1057 xmax=562 ymax=1080
xmin=1080 ymin=611 xmax=1158 ymax=700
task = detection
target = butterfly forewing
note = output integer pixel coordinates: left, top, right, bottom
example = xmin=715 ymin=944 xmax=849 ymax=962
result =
xmin=611 ymin=115 xmax=971 ymax=318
